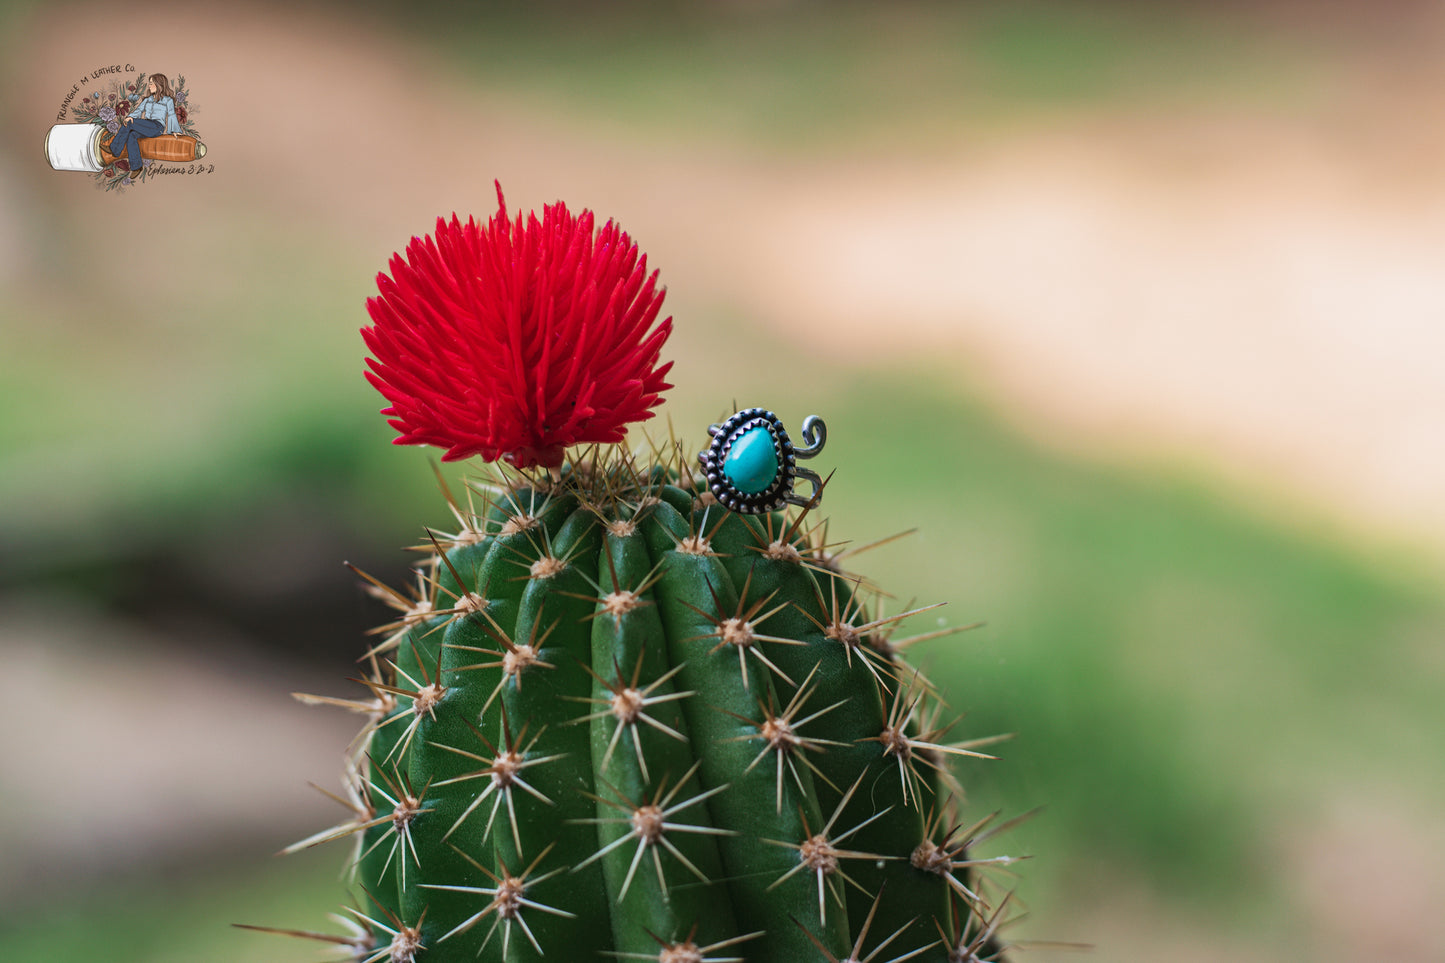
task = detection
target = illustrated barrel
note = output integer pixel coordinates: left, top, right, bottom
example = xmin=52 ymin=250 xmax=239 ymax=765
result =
xmin=45 ymin=123 xmax=104 ymax=172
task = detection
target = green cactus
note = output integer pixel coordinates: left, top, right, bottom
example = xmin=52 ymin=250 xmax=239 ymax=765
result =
xmin=248 ymin=187 xmax=1026 ymax=962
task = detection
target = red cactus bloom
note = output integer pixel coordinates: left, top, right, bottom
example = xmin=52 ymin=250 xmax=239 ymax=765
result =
xmin=362 ymin=183 xmax=673 ymax=469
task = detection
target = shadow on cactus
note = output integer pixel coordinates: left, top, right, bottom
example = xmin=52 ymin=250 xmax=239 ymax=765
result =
xmin=241 ymin=183 xmax=1034 ymax=962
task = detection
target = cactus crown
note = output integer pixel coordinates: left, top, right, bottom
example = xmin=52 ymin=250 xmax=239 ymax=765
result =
xmin=361 ymin=182 xmax=673 ymax=469
xmin=250 ymin=188 xmax=1024 ymax=962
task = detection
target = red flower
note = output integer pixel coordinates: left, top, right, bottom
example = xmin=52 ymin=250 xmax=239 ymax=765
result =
xmin=117 ymin=100 xmax=129 ymax=116
xmin=362 ymin=183 xmax=673 ymax=469
xmin=176 ymin=106 xmax=187 ymax=124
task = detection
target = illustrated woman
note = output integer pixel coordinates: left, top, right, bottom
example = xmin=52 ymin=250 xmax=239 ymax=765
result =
xmin=109 ymin=73 xmax=181 ymax=172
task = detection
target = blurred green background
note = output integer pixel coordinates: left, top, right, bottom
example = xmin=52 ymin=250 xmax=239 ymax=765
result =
xmin=2 ymin=1 xmax=1443 ymax=960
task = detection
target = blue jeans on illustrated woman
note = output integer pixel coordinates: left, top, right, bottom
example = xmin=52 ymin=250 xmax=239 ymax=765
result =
xmin=109 ymin=117 xmax=163 ymax=170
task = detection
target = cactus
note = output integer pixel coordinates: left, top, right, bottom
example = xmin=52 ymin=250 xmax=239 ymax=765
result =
xmin=249 ymin=185 xmax=1025 ymax=962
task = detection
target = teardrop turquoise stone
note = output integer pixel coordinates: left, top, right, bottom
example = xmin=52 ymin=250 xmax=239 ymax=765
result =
xmin=723 ymin=426 xmax=778 ymax=494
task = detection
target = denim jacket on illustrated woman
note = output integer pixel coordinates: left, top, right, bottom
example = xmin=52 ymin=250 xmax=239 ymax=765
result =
xmin=130 ymin=95 xmax=181 ymax=135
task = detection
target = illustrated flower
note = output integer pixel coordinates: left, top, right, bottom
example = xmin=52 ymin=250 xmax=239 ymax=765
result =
xmin=103 ymin=168 xmax=114 ymax=177
xmin=116 ymin=100 xmax=130 ymax=116
xmin=176 ymin=106 xmax=188 ymax=124
xmin=109 ymin=93 xmax=116 ymax=100
xmin=142 ymin=158 xmax=152 ymax=167
xmin=127 ymin=83 xmax=135 ymax=91
xmin=105 ymin=120 xmax=120 ymax=134
xmin=98 ymin=106 xmax=115 ymax=121
xmin=363 ymin=183 xmax=674 ymax=469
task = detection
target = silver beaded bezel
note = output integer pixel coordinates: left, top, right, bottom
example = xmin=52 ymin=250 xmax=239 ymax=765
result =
xmin=699 ymin=408 xmax=797 ymax=514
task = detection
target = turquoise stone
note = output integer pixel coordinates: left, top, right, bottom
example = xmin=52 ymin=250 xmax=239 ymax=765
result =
xmin=723 ymin=426 xmax=778 ymax=494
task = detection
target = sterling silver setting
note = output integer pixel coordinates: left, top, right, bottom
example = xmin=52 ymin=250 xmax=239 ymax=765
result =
xmin=698 ymin=407 xmax=828 ymax=514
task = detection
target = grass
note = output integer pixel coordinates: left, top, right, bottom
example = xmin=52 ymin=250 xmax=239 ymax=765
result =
xmin=0 ymin=850 xmax=349 ymax=963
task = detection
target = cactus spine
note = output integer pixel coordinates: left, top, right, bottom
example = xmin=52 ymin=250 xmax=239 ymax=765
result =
xmin=263 ymin=187 xmax=1023 ymax=962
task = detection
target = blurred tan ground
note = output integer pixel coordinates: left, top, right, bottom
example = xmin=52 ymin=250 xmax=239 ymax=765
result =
xmin=3 ymin=2 xmax=1445 ymax=959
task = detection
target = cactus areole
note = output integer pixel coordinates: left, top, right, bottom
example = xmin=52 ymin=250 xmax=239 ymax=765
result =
xmin=267 ymin=184 xmax=1020 ymax=962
